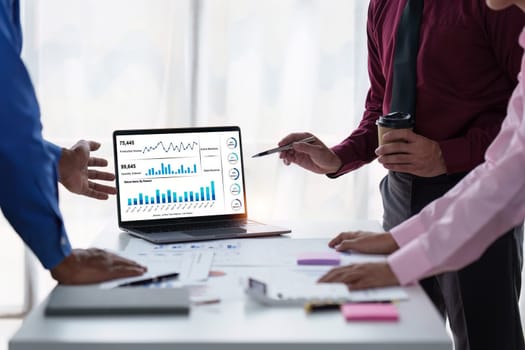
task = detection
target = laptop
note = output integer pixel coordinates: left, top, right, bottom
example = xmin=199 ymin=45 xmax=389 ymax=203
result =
xmin=113 ymin=126 xmax=291 ymax=244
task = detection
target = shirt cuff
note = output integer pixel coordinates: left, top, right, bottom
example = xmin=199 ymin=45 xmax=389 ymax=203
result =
xmin=44 ymin=235 xmax=73 ymax=270
xmin=326 ymin=145 xmax=355 ymax=178
xmin=390 ymin=216 xmax=426 ymax=247
xmin=388 ymin=239 xmax=433 ymax=285
xmin=44 ymin=141 xmax=63 ymax=163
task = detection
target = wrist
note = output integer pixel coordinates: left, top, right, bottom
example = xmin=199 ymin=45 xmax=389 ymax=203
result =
xmin=433 ymin=142 xmax=447 ymax=175
xmin=50 ymin=250 xmax=79 ymax=284
xmin=326 ymin=153 xmax=343 ymax=174
xmin=57 ymin=148 xmax=72 ymax=183
xmin=382 ymin=232 xmax=400 ymax=253
xmin=384 ymin=262 xmax=400 ymax=285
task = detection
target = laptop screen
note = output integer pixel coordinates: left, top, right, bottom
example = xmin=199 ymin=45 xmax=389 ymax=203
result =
xmin=113 ymin=127 xmax=247 ymax=224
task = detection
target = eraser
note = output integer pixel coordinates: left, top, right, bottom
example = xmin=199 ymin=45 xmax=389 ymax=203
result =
xmin=297 ymin=252 xmax=341 ymax=266
xmin=341 ymin=303 xmax=399 ymax=322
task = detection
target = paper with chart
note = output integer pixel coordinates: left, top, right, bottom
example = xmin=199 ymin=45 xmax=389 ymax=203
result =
xmin=100 ymin=250 xmax=214 ymax=289
xmin=123 ymin=237 xmax=408 ymax=302
xmin=124 ymin=237 xmax=388 ymax=267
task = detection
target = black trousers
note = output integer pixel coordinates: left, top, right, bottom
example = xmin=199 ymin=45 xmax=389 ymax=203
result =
xmin=381 ymin=171 xmax=524 ymax=350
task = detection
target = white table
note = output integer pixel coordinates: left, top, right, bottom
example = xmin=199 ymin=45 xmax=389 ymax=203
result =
xmin=9 ymin=220 xmax=452 ymax=350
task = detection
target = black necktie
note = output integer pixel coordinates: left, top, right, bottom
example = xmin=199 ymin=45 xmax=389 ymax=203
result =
xmin=390 ymin=0 xmax=424 ymax=118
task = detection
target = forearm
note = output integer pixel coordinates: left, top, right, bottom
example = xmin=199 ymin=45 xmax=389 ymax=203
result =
xmin=0 ymin=140 xmax=72 ymax=269
xmin=389 ymin=149 xmax=525 ymax=284
xmin=329 ymin=115 xmax=380 ymax=177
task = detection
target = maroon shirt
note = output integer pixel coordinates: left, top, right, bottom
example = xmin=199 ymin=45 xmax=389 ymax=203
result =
xmin=332 ymin=0 xmax=525 ymax=175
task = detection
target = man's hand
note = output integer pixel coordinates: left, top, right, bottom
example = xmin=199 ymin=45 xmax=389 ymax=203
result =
xmin=375 ymin=129 xmax=447 ymax=177
xmin=278 ymin=133 xmax=342 ymax=174
xmin=59 ymin=140 xmax=117 ymax=200
xmin=318 ymin=262 xmax=400 ymax=290
xmin=328 ymin=231 xmax=399 ymax=254
xmin=51 ymin=248 xmax=147 ymax=285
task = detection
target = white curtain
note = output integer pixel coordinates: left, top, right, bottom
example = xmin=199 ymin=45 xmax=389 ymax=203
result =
xmin=195 ymin=0 xmax=383 ymax=222
xmin=0 ymin=0 xmax=381 ymax=308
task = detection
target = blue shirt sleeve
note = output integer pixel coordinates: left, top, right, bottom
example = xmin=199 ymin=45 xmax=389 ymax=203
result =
xmin=45 ymin=141 xmax=63 ymax=165
xmin=0 ymin=3 xmax=72 ymax=269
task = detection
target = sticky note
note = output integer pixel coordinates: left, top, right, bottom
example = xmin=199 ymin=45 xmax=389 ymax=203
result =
xmin=341 ymin=303 xmax=399 ymax=322
xmin=297 ymin=252 xmax=341 ymax=266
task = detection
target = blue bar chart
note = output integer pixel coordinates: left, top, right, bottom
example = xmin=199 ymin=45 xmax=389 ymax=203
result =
xmin=127 ymin=181 xmax=216 ymax=206
xmin=145 ymin=163 xmax=198 ymax=176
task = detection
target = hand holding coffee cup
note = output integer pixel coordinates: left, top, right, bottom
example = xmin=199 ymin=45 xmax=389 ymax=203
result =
xmin=376 ymin=112 xmax=415 ymax=146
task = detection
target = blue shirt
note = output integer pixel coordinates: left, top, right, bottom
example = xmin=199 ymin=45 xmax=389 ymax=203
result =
xmin=0 ymin=0 xmax=71 ymax=269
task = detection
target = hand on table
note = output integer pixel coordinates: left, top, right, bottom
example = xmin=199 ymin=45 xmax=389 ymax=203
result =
xmin=318 ymin=262 xmax=400 ymax=290
xmin=376 ymin=129 xmax=447 ymax=177
xmin=51 ymin=248 xmax=147 ymax=285
xmin=58 ymin=140 xmax=117 ymax=200
xmin=329 ymin=231 xmax=399 ymax=254
xmin=278 ymin=132 xmax=342 ymax=174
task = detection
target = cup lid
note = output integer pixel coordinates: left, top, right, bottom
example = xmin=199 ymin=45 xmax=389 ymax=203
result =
xmin=376 ymin=112 xmax=414 ymax=128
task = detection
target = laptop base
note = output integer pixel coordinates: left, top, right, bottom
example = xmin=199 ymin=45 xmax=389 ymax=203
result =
xmin=124 ymin=224 xmax=290 ymax=244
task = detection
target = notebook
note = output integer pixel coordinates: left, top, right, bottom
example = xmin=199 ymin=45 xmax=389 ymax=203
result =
xmin=113 ymin=126 xmax=290 ymax=244
xmin=45 ymin=286 xmax=190 ymax=316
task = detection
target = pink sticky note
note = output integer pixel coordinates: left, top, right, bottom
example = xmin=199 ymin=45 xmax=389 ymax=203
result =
xmin=341 ymin=303 xmax=399 ymax=322
xmin=297 ymin=252 xmax=341 ymax=266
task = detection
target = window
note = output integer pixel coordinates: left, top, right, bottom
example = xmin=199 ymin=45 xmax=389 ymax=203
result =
xmin=8 ymin=0 xmax=379 ymax=305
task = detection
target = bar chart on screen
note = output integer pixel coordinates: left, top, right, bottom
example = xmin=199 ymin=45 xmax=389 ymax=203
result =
xmin=126 ymin=181 xmax=216 ymax=207
xmin=144 ymin=162 xmax=199 ymax=177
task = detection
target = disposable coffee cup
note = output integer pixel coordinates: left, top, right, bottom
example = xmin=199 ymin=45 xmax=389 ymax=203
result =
xmin=376 ymin=112 xmax=415 ymax=146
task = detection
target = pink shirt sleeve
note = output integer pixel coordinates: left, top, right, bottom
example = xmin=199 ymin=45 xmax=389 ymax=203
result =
xmin=387 ymin=80 xmax=525 ymax=285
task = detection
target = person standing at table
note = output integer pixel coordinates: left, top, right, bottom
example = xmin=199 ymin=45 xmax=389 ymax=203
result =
xmin=0 ymin=0 xmax=146 ymax=283
xmin=278 ymin=1 xmax=525 ymax=349
xmin=319 ymin=1 xmax=525 ymax=349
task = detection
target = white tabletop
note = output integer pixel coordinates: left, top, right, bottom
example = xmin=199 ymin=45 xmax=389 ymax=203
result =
xmin=9 ymin=220 xmax=452 ymax=350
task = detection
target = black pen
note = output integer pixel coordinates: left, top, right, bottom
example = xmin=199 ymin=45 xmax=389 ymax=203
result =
xmin=117 ymin=272 xmax=179 ymax=287
xmin=252 ymin=136 xmax=317 ymax=158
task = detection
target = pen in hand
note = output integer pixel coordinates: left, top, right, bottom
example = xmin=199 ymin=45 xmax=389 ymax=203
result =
xmin=252 ymin=136 xmax=317 ymax=158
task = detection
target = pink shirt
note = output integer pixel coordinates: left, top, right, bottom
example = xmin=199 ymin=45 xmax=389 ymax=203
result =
xmin=387 ymin=29 xmax=525 ymax=285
